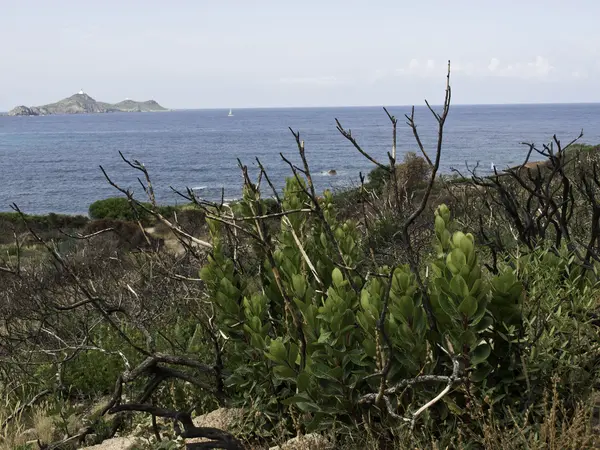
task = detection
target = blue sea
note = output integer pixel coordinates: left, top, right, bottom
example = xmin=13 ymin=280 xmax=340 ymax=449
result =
xmin=1 ymin=104 xmax=599 ymax=215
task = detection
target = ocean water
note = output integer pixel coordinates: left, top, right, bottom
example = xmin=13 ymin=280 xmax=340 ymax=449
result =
xmin=1 ymin=103 xmax=599 ymax=215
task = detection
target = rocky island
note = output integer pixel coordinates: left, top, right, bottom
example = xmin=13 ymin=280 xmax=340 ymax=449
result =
xmin=8 ymin=90 xmax=168 ymax=116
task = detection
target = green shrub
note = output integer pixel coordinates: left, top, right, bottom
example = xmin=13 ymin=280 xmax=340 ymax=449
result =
xmin=88 ymin=197 xmax=179 ymax=225
xmin=88 ymin=197 xmax=147 ymax=222
xmin=200 ymin=178 xmax=524 ymax=433
xmin=0 ymin=212 xmax=88 ymax=235
xmin=197 ymin=173 xmax=600 ymax=444
xmin=365 ymin=164 xmax=390 ymax=193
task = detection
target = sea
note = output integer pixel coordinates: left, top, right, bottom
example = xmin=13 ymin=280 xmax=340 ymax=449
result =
xmin=1 ymin=103 xmax=599 ymax=215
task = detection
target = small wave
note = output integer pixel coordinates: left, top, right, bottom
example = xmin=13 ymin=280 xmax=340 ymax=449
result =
xmin=320 ymin=170 xmax=342 ymax=176
xmin=191 ymin=186 xmax=207 ymax=190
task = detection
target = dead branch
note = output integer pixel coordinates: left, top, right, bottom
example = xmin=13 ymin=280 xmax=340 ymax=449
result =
xmin=10 ymin=203 xmax=152 ymax=356
xmin=405 ymin=105 xmax=433 ymax=167
xmin=99 ymin=165 xmax=213 ymax=250
xmin=335 ymin=119 xmax=390 ymax=171
xmin=59 ymin=227 xmax=115 ymax=240
xmin=383 ymin=107 xmax=398 ymax=162
xmin=108 ymin=404 xmax=245 ymax=450
xmin=401 ymin=60 xmax=451 ymax=236
xmin=360 ymin=347 xmax=461 ymax=429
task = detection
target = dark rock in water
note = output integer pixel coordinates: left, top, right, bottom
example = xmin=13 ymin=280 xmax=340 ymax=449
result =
xmin=7 ymin=92 xmax=168 ymax=116
xmin=327 ymin=170 xmax=337 ymax=176
xmin=8 ymin=105 xmax=39 ymax=116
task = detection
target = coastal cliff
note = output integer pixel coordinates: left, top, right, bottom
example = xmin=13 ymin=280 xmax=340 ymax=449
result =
xmin=8 ymin=92 xmax=168 ymax=116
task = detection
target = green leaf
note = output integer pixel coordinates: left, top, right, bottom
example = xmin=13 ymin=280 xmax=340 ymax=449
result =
xmin=449 ymin=248 xmax=467 ymax=271
xmin=471 ymin=343 xmax=491 ymax=365
xmin=458 ymin=233 xmax=475 ymax=257
xmin=435 ymin=215 xmax=446 ymax=237
xmin=317 ymin=331 xmax=332 ymax=344
xmin=438 ymin=204 xmax=451 ymax=223
xmin=474 ymin=315 xmax=493 ymax=332
xmin=267 ymin=339 xmax=287 ymax=363
xmin=296 ymin=401 xmax=321 ymax=413
xmin=292 ymin=274 xmax=307 ymax=299
xmin=360 ymin=289 xmax=372 ymax=310
xmin=332 ymin=268 xmax=344 ymax=288
xmin=450 ymin=275 xmax=469 ymax=298
xmin=443 ymin=396 xmax=464 ymax=415
xmin=470 ymin=363 xmax=492 ymax=382
xmin=281 ymin=393 xmax=314 ymax=406
xmin=471 ymin=297 xmax=489 ymax=325
xmin=305 ymin=413 xmax=325 ymax=432
xmin=288 ymin=342 xmax=299 ymax=367
xmin=458 ymin=295 xmax=478 ymax=318
xmin=459 ymin=330 xmax=477 ymax=348
xmin=451 ymin=231 xmax=465 ymax=247
xmin=310 ymin=362 xmax=339 ymax=381
xmin=438 ymin=294 xmax=458 ymax=319
xmin=362 ymin=339 xmax=377 ymax=357
xmin=393 ymin=295 xmax=414 ymax=322
xmin=274 ymin=365 xmax=297 ymax=379
xmin=296 ymin=371 xmax=311 ymax=392
xmin=441 ymin=229 xmax=451 ymax=249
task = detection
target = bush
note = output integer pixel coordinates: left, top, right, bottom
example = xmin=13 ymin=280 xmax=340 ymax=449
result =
xmin=88 ymin=197 xmax=147 ymax=222
xmin=365 ymin=164 xmax=390 ymax=193
xmin=88 ymin=197 xmax=178 ymax=225
xmin=385 ymin=151 xmax=431 ymax=202
xmin=0 ymin=212 xmax=88 ymax=241
xmin=203 ymin=181 xmax=514 ymax=433
xmin=197 ymin=175 xmax=600 ymax=445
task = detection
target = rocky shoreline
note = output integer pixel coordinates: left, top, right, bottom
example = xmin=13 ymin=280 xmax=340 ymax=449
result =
xmin=7 ymin=91 xmax=168 ymax=116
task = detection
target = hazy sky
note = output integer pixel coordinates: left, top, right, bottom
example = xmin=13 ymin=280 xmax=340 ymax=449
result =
xmin=1 ymin=1 xmax=599 ymax=110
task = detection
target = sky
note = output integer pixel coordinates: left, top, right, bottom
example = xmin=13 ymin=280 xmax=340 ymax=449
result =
xmin=1 ymin=0 xmax=600 ymax=110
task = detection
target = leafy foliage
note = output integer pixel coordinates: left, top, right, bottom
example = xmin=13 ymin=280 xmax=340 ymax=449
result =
xmin=199 ymin=171 xmax=542 ymax=438
xmin=88 ymin=197 xmax=176 ymax=224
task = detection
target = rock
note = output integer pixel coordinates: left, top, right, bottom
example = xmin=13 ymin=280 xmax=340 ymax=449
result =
xmin=192 ymin=407 xmax=244 ymax=430
xmin=8 ymin=92 xmax=168 ymax=116
xmin=188 ymin=407 xmax=244 ymax=445
xmin=269 ymin=433 xmax=332 ymax=450
xmin=80 ymin=437 xmax=141 ymax=450
xmin=327 ymin=170 xmax=337 ymax=176
xmin=113 ymin=99 xmax=167 ymax=112
xmin=8 ymin=105 xmax=39 ymax=116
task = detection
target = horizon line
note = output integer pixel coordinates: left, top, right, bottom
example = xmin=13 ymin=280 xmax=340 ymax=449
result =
xmin=173 ymin=100 xmax=600 ymax=111
xmin=2 ymin=100 xmax=600 ymax=114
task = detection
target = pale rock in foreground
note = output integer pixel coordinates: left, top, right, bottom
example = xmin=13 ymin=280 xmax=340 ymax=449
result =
xmin=269 ymin=433 xmax=332 ymax=450
xmin=188 ymin=407 xmax=245 ymax=444
xmin=80 ymin=437 xmax=144 ymax=450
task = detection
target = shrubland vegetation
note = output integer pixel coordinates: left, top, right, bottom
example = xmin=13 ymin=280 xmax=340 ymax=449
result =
xmin=1 ymin=63 xmax=600 ymax=449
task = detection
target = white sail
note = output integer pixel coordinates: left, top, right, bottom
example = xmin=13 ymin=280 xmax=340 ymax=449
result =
xmin=228 ymin=108 xmax=233 ymax=117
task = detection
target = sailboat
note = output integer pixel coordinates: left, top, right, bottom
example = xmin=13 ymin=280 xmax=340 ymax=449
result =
xmin=228 ymin=108 xmax=233 ymax=117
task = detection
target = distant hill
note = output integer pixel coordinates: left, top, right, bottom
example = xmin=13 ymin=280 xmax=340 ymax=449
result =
xmin=8 ymin=92 xmax=168 ymax=116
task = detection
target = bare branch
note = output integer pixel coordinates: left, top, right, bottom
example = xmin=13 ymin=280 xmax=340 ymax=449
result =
xmin=335 ymin=119 xmax=390 ymax=171
xmin=361 ymin=348 xmax=462 ymax=429
xmin=405 ymin=106 xmax=433 ymax=167
xmin=383 ymin=106 xmax=398 ymax=162
xmin=108 ymin=404 xmax=245 ymax=449
xmin=59 ymin=227 xmax=115 ymax=240
xmin=99 ymin=165 xmax=213 ymax=250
